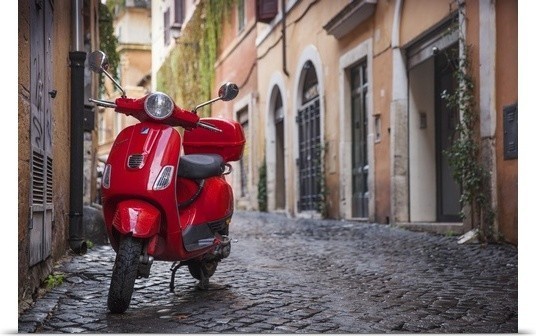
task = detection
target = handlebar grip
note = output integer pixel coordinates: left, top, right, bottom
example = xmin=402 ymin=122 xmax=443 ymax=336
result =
xmin=88 ymin=98 xmax=117 ymax=109
xmin=197 ymin=121 xmax=222 ymax=133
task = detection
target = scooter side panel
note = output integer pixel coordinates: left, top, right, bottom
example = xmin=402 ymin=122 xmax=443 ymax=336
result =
xmin=178 ymin=176 xmax=234 ymax=251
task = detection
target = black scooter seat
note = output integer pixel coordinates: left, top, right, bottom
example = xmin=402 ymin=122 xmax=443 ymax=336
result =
xmin=177 ymin=154 xmax=224 ymax=179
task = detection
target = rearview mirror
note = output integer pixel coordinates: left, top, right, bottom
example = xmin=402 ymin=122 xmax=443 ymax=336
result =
xmin=218 ymin=82 xmax=239 ymax=101
xmin=88 ymin=50 xmax=109 ymax=74
xmin=87 ymin=50 xmax=126 ymax=97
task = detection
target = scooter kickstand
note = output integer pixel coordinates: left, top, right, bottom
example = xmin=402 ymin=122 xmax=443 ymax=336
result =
xmin=170 ymin=261 xmax=187 ymax=293
xmin=196 ymin=262 xmax=211 ymax=291
xmin=197 ymin=270 xmax=209 ymax=291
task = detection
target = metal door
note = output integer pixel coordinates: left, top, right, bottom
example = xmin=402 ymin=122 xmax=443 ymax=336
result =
xmin=29 ymin=0 xmax=54 ymax=266
xmin=350 ymin=62 xmax=369 ymax=218
xmin=297 ymin=98 xmax=321 ymax=212
xmin=435 ymin=45 xmax=461 ymax=222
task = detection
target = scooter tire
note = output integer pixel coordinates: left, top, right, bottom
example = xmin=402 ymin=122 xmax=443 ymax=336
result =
xmin=107 ymin=235 xmax=143 ymax=313
xmin=187 ymin=260 xmax=218 ymax=281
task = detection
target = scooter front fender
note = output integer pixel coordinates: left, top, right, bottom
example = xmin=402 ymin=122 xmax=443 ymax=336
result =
xmin=112 ymin=200 xmax=161 ymax=238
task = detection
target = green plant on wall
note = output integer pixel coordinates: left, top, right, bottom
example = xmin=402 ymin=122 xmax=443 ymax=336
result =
xmin=314 ymin=143 xmax=328 ymax=218
xmin=105 ymin=0 xmax=126 ymax=13
xmin=258 ymin=160 xmax=267 ymax=212
xmin=441 ymin=7 xmax=495 ymax=243
xmin=157 ymin=0 xmax=235 ymax=117
xmin=99 ymin=2 xmax=120 ymax=80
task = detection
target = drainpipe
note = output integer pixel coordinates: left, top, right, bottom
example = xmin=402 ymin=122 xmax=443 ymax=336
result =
xmin=68 ymin=0 xmax=87 ymax=254
xmin=281 ymin=0 xmax=289 ymax=76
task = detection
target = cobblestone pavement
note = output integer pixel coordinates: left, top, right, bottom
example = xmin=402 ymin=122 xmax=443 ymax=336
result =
xmin=18 ymin=211 xmax=518 ymax=333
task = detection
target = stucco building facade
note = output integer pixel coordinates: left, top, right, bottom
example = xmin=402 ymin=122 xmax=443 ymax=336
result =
xmin=212 ymin=0 xmax=260 ymax=211
xmin=207 ymin=0 xmax=517 ymax=244
xmin=101 ymin=0 xmax=518 ymax=248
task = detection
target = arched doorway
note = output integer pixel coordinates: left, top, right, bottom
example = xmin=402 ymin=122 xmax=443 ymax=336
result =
xmin=272 ymin=87 xmax=286 ymax=210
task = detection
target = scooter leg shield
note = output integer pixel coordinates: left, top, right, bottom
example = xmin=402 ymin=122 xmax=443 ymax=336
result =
xmin=112 ymin=200 xmax=161 ymax=238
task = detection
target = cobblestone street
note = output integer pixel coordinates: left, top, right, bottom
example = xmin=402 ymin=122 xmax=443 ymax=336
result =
xmin=18 ymin=211 xmax=518 ymax=333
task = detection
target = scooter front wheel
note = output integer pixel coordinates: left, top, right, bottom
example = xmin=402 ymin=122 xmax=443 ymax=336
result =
xmin=107 ymin=235 xmax=143 ymax=313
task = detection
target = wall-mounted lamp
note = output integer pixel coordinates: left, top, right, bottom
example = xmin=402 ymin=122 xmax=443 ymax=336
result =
xmin=170 ymin=23 xmax=183 ymax=41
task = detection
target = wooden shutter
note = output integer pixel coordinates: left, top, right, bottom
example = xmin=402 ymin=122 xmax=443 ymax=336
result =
xmin=29 ymin=0 xmax=54 ymax=266
xmin=257 ymin=0 xmax=278 ymax=23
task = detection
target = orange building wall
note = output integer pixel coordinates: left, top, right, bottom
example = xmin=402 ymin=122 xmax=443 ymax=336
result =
xmin=371 ymin=0 xmax=394 ymax=224
xmin=372 ymin=49 xmax=392 ymax=224
xmin=495 ymin=0 xmax=518 ymax=244
xmin=400 ymin=0 xmax=453 ymax=46
xmin=214 ymin=1 xmax=258 ymax=121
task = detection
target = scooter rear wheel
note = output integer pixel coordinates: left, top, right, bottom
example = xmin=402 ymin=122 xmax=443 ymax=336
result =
xmin=187 ymin=260 xmax=218 ymax=281
xmin=107 ymin=235 xmax=143 ymax=313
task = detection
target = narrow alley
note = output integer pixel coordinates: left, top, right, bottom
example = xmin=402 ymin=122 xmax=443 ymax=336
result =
xmin=18 ymin=211 xmax=517 ymax=333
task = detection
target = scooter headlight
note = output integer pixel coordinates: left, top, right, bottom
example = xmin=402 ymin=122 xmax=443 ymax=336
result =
xmin=144 ymin=92 xmax=174 ymax=120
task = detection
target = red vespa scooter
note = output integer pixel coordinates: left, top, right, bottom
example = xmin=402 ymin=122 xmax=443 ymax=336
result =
xmin=87 ymin=50 xmax=245 ymax=314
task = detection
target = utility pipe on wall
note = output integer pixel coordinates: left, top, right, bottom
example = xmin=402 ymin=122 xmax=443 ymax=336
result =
xmin=281 ymin=0 xmax=289 ymax=76
xmin=68 ymin=0 xmax=87 ymax=254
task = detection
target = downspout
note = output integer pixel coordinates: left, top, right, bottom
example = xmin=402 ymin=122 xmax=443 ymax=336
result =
xmin=281 ymin=0 xmax=289 ymax=76
xmin=69 ymin=0 xmax=88 ymax=254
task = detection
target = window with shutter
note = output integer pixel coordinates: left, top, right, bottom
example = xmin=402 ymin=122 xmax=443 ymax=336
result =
xmin=29 ymin=0 xmax=54 ymax=266
xmin=174 ymin=0 xmax=184 ymax=28
xmin=503 ymin=103 xmax=518 ymax=160
xmin=256 ymin=0 xmax=278 ymax=24
xmin=164 ymin=9 xmax=171 ymax=46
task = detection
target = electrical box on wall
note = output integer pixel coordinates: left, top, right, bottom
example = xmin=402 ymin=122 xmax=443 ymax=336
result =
xmin=503 ymin=103 xmax=518 ymax=160
xmin=84 ymin=105 xmax=95 ymax=132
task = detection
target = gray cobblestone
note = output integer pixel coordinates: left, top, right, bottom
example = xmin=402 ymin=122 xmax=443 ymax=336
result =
xmin=18 ymin=211 xmax=518 ymax=333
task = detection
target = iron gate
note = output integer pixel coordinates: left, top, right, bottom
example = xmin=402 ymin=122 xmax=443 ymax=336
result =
xmin=350 ymin=62 xmax=369 ymax=218
xmin=296 ymin=98 xmax=322 ymax=212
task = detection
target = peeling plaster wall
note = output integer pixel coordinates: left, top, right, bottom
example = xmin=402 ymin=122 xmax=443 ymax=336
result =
xmin=18 ymin=0 xmax=75 ymax=303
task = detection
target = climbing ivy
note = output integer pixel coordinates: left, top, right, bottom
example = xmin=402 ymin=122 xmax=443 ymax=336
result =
xmin=257 ymin=160 xmax=267 ymax=212
xmin=99 ymin=2 xmax=120 ymax=80
xmin=441 ymin=7 xmax=495 ymax=243
xmin=105 ymin=0 xmax=125 ymax=12
xmin=157 ymin=0 xmax=235 ymax=116
xmin=315 ymin=143 xmax=328 ymax=218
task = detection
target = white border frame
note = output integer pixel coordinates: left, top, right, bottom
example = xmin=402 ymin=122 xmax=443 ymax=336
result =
xmin=265 ymin=72 xmax=289 ymax=214
xmin=232 ymin=93 xmax=255 ymax=210
xmin=338 ymin=38 xmax=375 ymax=221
